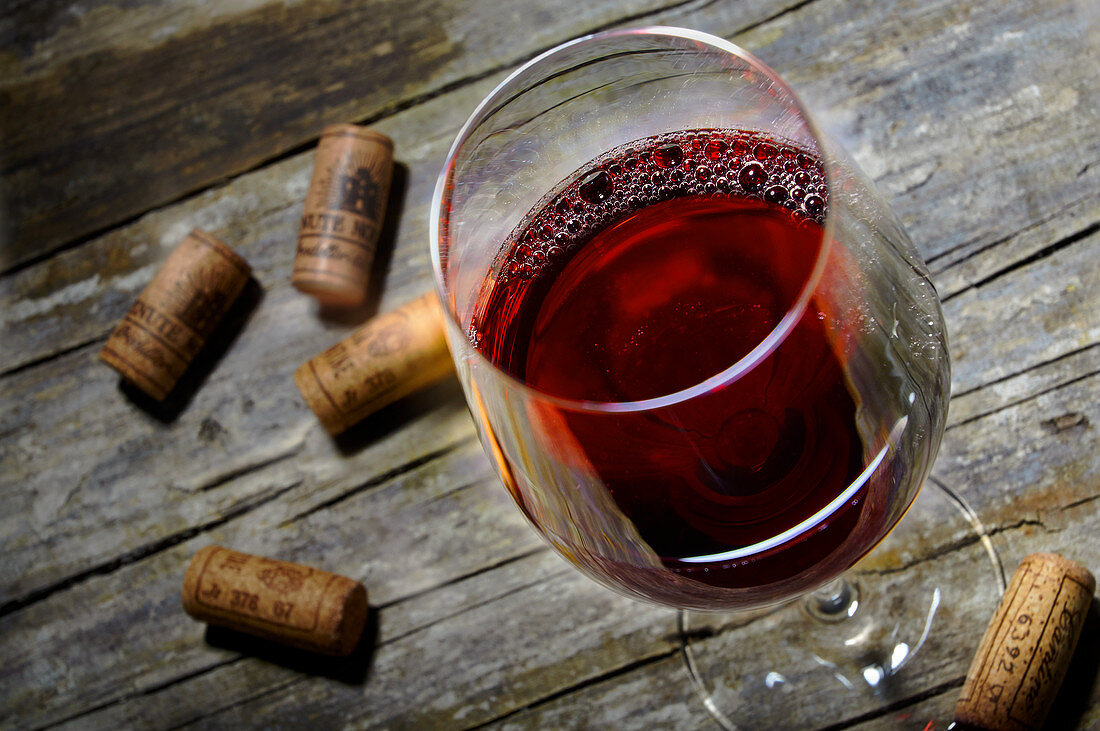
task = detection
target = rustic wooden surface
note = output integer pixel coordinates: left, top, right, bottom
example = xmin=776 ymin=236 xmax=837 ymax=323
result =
xmin=1 ymin=0 xmax=1097 ymax=728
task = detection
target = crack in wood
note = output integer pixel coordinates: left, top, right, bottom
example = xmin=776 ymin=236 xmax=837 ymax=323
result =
xmin=164 ymin=676 xmax=303 ymax=731
xmin=0 ymin=334 xmax=105 ymax=380
xmin=462 ymin=647 xmax=683 ymax=730
xmin=0 ymin=479 xmax=302 ymax=619
xmin=942 ymin=219 xmax=1100 ymax=303
xmin=927 ymin=192 xmax=1094 ymax=273
xmin=419 ymin=476 xmax=497 ymax=506
xmin=854 ymin=481 xmax=1040 ymax=580
xmin=816 ymin=676 xmax=967 ymax=731
xmin=381 ymin=565 xmax=574 ymax=649
xmin=947 ymin=366 xmax=1100 ymax=431
xmin=855 ymin=531 xmax=997 ymax=579
xmin=39 ymin=657 xmax=243 ymax=731
xmin=724 ymin=0 xmax=823 ymax=38
xmin=1061 ymin=492 xmax=1100 ymax=512
xmin=950 ymin=342 xmax=1099 ymax=400
xmin=282 ymin=436 xmax=478 ymax=525
xmin=464 ymin=646 xmax=966 ymax=731
xmin=375 ymin=546 xmax=550 ymax=612
xmin=194 ymin=446 xmax=304 ymax=493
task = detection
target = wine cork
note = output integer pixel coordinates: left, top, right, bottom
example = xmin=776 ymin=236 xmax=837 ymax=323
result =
xmin=292 ymin=124 xmax=394 ymax=307
xmin=295 ymin=292 xmax=453 ymax=434
xmin=182 ymin=546 xmax=368 ymax=656
xmin=99 ymin=230 xmax=251 ymax=400
xmin=955 ymin=553 xmax=1095 ymax=731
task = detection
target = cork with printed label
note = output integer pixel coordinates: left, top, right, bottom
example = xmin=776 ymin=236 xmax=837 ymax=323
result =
xmin=100 ymin=230 xmax=250 ymax=400
xmin=293 ymin=124 xmax=394 ymax=307
xmin=956 ymin=553 xmax=1094 ymax=731
xmin=182 ymin=546 xmax=368 ymax=656
xmin=295 ymin=292 xmax=453 ymax=434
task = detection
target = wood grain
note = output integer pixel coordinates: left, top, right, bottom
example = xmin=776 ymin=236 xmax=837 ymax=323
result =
xmin=4 ymin=0 xmax=1096 ymax=374
xmin=0 ymin=0 xmax=718 ymax=272
xmin=1 ymin=0 xmax=1098 ymax=727
xmin=2 ymin=186 xmax=1091 ymax=612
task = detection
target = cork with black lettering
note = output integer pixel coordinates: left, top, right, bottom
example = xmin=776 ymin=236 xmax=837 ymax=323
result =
xmin=292 ymin=124 xmax=394 ymax=307
xmin=99 ymin=230 xmax=250 ymax=400
xmin=955 ymin=553 xmax=1095 ymax=731
xmin=294 ymin=292 xmax=453 ymax=434
xmin=181 ymin=546 xmax=368 ymax=656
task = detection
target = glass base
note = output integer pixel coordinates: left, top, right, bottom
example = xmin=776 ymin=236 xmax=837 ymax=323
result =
xmin=679 ymin=479 xmax=1005 ymax=730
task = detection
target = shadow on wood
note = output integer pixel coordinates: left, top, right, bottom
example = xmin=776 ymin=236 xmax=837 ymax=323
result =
xmin=203 ymin=605 xmax=380 ymax=686
xmin=1045 ymin=597 xmax=1100 ymax=729
xmin=118 ymin=276 xmax=265 ymax=422
xmin=316 ymin=162 xmax=410 ymax=326
xmin=332 ymin=375 xmax=466 ymax=458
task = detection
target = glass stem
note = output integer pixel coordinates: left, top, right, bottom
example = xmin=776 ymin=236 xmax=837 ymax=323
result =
xmin=805 ymin=576 xmax=859 ymax=621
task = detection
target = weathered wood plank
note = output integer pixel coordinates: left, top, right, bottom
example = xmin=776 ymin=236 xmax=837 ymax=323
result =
xmin=0 ymin=0 xmax=708 ymax=271
xmin=0 ymin=68 xmax=500 ymax=616
xmin=2 ymin=0 xmax=1098 ymax=727
xmin=82 ymin=517 xmax=1096 ymax=730
xmin=487 ymin=542 xmax=1002 ymax=730
xmin=4 ymin=0 xmax=1096 ymax=381
xmin=0 ymin=438 xmax=549 ymax=728
xmin=43 ymin=545 xmax=998 ymax=730
xmin=0 ymin=70 xmax=500 ymax=375
xmin=0 ymin=323 xmax=480 ymax=609
xmin=8 ymin=366 xmax=1096 ymax=730
xmin=487 ymin=516 xmax=1100 ymax=731
xmin=3 ymin=195 xmax=1091 ymax=613
xmin=0 ymin=69 xmax=505 ymax=606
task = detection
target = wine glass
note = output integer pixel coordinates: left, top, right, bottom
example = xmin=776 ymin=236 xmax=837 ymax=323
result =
xmin=430 ymin=27 xmax=1000 ymax=727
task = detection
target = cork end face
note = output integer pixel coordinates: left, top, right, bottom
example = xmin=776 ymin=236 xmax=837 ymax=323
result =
xmin=181 ymin=545 xmax=223 ymax=619
xmin=188 ymin=229 xmax=252 ymax=277
xmin=293 ymin=361 xmax=348 ymax=435
xmin=292 ymin=277 xmax=368 ymax=309
xmin=333 ymin=583 xmax=369 ymax=656
xmin=99 ymin=345 xmax=171 ymax=401
xmin=320 ymin=124 xmax=394 ymax=150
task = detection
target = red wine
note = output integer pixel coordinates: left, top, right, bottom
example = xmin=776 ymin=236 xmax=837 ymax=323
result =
xmin=473 ymin=130 xmax=883 ymax=607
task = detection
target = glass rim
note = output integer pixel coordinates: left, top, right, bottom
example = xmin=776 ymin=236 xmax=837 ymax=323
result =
xmin=429 ymin=25 xmax=836 ymax=415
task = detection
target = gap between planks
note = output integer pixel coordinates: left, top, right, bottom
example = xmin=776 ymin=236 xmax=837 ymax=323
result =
xmin=2 ymin=239 xmax=1094 ymax=616
xmin=38 ymin=547 xmax=558 ymax=731
xmin=941 ymin=219 xmax=1100 ymax=304
xmin=0 ymin=438 xmax=474 ymax=619
xmin=0 ymin=0 xmax=713 ymax=280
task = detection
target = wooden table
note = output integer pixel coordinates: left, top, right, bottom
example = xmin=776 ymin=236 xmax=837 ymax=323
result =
xmin=2 ymin=0 xmax=1098 ymax=728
